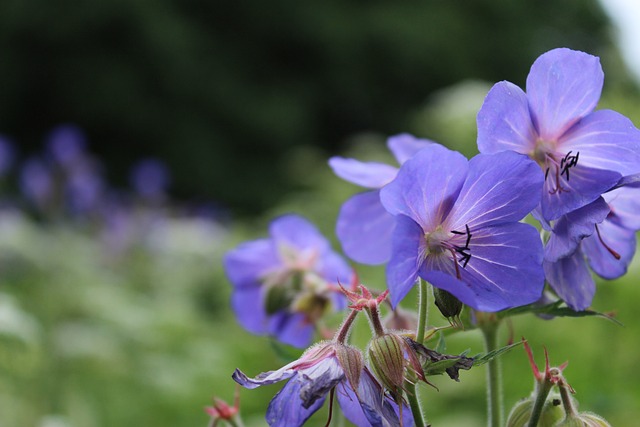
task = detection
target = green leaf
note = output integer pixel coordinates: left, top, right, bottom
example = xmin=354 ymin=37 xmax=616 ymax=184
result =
xmin=497 ymin=301 xmax=622 ymax=325
xmin=472 ymin=341 xmax=522 ymax=367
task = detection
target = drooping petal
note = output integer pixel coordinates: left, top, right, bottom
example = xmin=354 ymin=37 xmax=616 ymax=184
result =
xmin=297 ymin=357 xmax=345 ymax=408
xmin=540 ymin=162 xmax=620 ymax=221
xmin=445 ymin=151 xmax=543 ymax=231
xmin=231 ymin=287 xmax=268 ymax=335
xmin=269 ymin=312 xmax=315 ymax=348
xmin=544 ymin=197 xmax=610 ymax=262
xmin=559 ymin=109 xmax=640 ymax=176
xmin=460 ymin=223 xmax=544 ymax=311
xmin=582 ymin=220 xmax=636 ymax=279
xmin=526 ymin=48 xmax=603 ymax=141
xmin=269 ymin=214 xmax=331 ymax=254
xmin=604 ymin=186 xmax=640 ymax=230
xmin=232 ymin=366 xmax=296 ymax=390
xmin=387 ymin=133 xmax=433 ymax=164
xmin=380 ymin=144 xmax=468 ymax=231
xmin=386 ymin=215 xmax=424 ymax=308
xmin=224 ymin=238 xmax=279 ymax=289
xmin=329 ymin=157 xmax=399 ymax=189
xmin=265 ymin=372 xmax=328 ymax=427
xmin=544 ymin=249 xmax=595 ymax=311
xmin=476 ymin=81 xmax=538 ymax=154
xmin=336 ymin=190 xmax=396 ymax=265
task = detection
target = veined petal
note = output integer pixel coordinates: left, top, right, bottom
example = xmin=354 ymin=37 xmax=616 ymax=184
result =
xmin=387 ymin=133 xmax=433 ymax=164
xmin=265 ymin=372 xmax=328 ymax=427
xmin=477 ymin=81 xmax=538 ymax=154
xmin=540 ymin=163 xmax=620 ymax=221
xmin=386 ymin=215 xmax=424 ymax=308
xmin=544 ymin=197 xmax=610 ymax=262
xmin=232 ymin=366 xmax=296 ymax=390
xmin=269 ymin=312 xmax=315 ymax=348
xmin=445 ymin=151 xmax=543 ymax=230
xmin=380 ymin=144 xmax=468 ymax=230
xmin=297 ymin=357 xmax=345 ymax=408
xmin=544 ymin=249 xmax=595 ymax=311
xmin=224 ymin=238 xmax=279 ymax=289
xmin=329 ymin=157 xmax=399 ymax=189
xmin=458 ymin=223 xmax=544 ymax=311
xmin=526 ymin=48 xmax=603 ymax=140
xmin=231 ymin=287 xmax=268 ymax=335
xmin=560 ymin=109 xmax=640 ymax=175
xmin=603 ymin=186 xmax=640 ymax=230
xmin=336 ymin=191 xmax=395 ymax=265
xmin=269 ymin=214 xmax=330 ymax=254
xmin=583 ymin=220 xmax=636 ymax=279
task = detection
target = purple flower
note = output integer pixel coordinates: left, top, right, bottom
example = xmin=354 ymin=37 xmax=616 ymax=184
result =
xmin=329 ymin=134 xmax=433 ymax=264
xmin=223 ymin=215 xmax=352 ymax=347
xmin=20 ymin=157 xmax=53 ymax=208
xmin=477 ymin=48 xmax=640 ymax=222
xmin=0 ymin=135 xmax=16 ymax=175
xmin=46 ymin=124 xmax=87 ymax=168
xmin=233 ymin=341 xmax=412 ymax=427
xmin=130 ymin=158 xmax=170 ymax=201
xmin=544 ymin=186 xmax=640 ymax=310
xmin=379 ymin=144 xmax=545 ymax=311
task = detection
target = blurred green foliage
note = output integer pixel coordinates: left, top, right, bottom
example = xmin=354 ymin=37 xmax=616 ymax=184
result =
xmin=0 ymin=0 xmax=618 ymax=214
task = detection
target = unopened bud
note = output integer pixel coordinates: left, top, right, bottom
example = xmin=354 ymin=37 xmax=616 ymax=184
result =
xmin=556 ymin=412 xmax=612 ymax=427
xmin=334 ymin=343 xmax=364 ymax=392
xmin=433 ymin=287 xmax=463 ymax=323
xmin=368 ymin=334 xmax=406 ymax=397
xmin=506 ymin=393 xmax=563 ymax=427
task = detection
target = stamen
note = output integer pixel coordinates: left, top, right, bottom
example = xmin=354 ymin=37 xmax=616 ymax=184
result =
xmin=595 ymin=224 xmax=621 ymax=260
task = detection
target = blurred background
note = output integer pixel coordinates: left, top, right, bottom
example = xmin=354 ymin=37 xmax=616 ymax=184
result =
xmin=1 ymin=0 xmax=639 ymax=426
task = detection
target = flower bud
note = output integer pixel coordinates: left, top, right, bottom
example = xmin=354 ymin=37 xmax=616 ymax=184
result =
xmin=433 ymin=287 xmax=463 ymax=323
xmin=506 ymin=393 xmax=563 ymax=427
xmin=368 ymin=334 xmax=406 ymax=397
xmin=555 ymin=412 xmax=612 ymax=427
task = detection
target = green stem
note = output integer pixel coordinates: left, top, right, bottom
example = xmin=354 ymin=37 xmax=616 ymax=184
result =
xmin=526 ymin=379 xmax=554 ymax=427
xmin=481 ymin=321 xmax=503 ymax=427
xmin=558 ymin=381 xmax=578 ymax=420
xmin=405 ymin=381 xmax=426 ymax=427
xmin=415 ymin=279 xmax=429 ymax=345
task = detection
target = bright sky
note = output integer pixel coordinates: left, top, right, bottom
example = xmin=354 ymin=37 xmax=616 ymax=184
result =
xmin=599 ymin=0 xmax=640 ymax=83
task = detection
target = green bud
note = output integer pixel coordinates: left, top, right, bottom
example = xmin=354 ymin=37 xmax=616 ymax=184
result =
xmin=367 ymin=334 xmax=406 ymax=397
xmin=555 ymin=412 xmax=612 ymax=427
xmin=433 ymin=287 xmax=463 ymax=321
xmin=334 ymin=344 xmax=364 ymax=392
xmin=506 ymin=393 xmax=564 ymax=427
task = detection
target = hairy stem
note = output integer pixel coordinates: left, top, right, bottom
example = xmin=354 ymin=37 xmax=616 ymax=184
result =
xmin=415 ymin=279 xmax=429 ymax=345
xmin=526 ymin=380 xmax=553 ymax=427
xmin=481 ymin=320 xmax=503 ymax=427
xmin=405 ymin=381 xmax=426 ymax=427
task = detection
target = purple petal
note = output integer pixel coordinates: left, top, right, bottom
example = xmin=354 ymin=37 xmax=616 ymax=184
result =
xmin=224 ymin=238 xmax=279 ymax=289
xmin=329 ymin=157 xmax=399 ymax=189
xmin=544 ymin=197 xmax=610 ymax=262
xmin=336 ymin=191 xmax=396 ymax=265
xmin=544 ymin=249 xmax=595 ymax=311
xmin=269 ymin=214 xmax=330 ymax=254
xmin=269 ymin=312 xmax=315 ymax=348
xmin=387 ymin=133 xmax=433 ymax=164
xmin=445 ymin=151 xmax=543 ymax=230
xmin=386 ymin=215 xmax=424 ymax=308
xmin=540 ymin=162 xmax=620 ymax=221
xmin=265 ymin=373 xmax=327 ymax=427
xmin=604 ymin=186 xmax=640 ymax=230
xmin=425 ymin=223 xmax=545 ymax=311
xmin=477 ymin=81 xmax=538 ymax=154
xmin=380 ymin=144 xmax=468 ymax=230
xmin=559 ymin=109 xmax=640 ymax=176
xmin=231 ymin=287 xmax=268 ymax=335
xmin=583 ymin=220 xmax=636 ymax=279
xmin=232 ymin=365 xmax=296 ymax=390
xmin=526 ymin=48 xmax=603 ymax=141
xmin=317 ymin=250 xmax=352 ymax=284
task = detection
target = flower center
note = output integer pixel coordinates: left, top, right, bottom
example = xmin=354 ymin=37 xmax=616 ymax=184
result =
xmin=424 ymin=227 xmax=450 ymax=254
xmin=424 ymin=224 xmax=473 ymax=278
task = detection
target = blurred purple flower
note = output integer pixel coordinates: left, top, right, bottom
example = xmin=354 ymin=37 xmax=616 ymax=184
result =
xmin=329 ymin=134 xmax=433 ymax=265
xmin=0 ymin=135 xmax=16 ymax=175
xmin=223 ymin=214 xmax=353 ymax=347
xmin=20 ymin=157 xmax=53 ymax=207
xmin=477 ymin=48 xmax=640 ymax=222
xmin=544 ymin=186 xmax=640 ymax=310
xmin=130 ymin=158 xmax=170 ymax=201
xmin=66 ymin=159 xmax=105 ymax=215
xmin=46 ymin=124 xmax=87 ymax=168
xmin=380 ymin=145 xmax=545 ymax=311
xmin=233 ymin=341 xmax=412 ymax=427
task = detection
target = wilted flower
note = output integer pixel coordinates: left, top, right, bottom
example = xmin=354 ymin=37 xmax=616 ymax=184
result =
xmin=477 ymin=47 xmax=640 ymax=221
xmin=380 ymin=144 xmax=545 ymax=311
xmin=223 ymin=214 xmax=352 ymax=347
xmin=329 ymin=134 xmax=432 ymax=264
xmin=233 ymin=340 xmax=412 ymax=427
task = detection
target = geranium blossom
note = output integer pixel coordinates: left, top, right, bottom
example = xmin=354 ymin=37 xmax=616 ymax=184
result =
xmin=329 ymin=134 xmax=432 ymax=264
xmin=223 ymin=215 xmax=352 ymax=347
xmin=379 ymin=144 xmax=545 ymax=311
xmin=477 ymin=47 xmax=640 ymax=222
